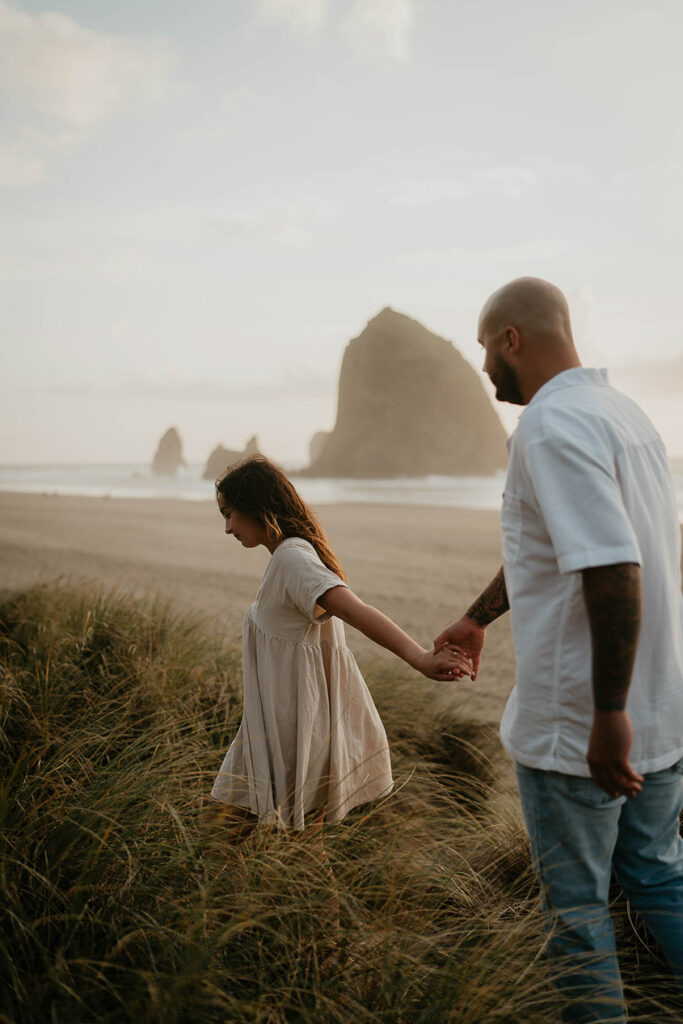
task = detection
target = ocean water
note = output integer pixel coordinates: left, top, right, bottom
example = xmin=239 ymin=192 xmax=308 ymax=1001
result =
xmin=0 ymin=463 xmax=507 ymax=511
xmin=1 ymin=462 xmax=683 ymax=521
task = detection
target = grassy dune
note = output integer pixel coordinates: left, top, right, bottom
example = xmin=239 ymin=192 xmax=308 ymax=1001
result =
xmin=0 ymin=584 xmax=679 ymax=1023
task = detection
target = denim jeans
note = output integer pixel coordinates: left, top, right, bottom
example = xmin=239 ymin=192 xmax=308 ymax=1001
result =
xmin=515 ymin=758 xmax=683 ymax=1023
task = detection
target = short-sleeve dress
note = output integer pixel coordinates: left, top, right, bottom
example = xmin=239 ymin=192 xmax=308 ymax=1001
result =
xmin=210 ymin=537 xmax=394 ymax=830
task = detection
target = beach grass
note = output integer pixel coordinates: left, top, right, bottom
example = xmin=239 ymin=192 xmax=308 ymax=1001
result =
xmin=0 ymin=582 xmax=679 ymax=1023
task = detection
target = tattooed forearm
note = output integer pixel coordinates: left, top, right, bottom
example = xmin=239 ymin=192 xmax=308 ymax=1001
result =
xmin=466 ymin=566 xmax=510 ymax=627
xmin=582 ymin=563 xmax=642 ymax=712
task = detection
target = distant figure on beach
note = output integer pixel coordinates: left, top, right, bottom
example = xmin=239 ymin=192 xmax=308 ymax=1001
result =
xmin=435 ymin=277 xmax=683 ymax=1022
xmin=208 ymin=456 xmax=470 ymax=874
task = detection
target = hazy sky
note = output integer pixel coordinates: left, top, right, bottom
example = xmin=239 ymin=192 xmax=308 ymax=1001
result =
xmin=1 ymin=0 xmax=682 ymax=466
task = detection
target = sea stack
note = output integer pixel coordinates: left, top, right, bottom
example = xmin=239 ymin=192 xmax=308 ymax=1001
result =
xmin=202 ymin=435 xmax=259 ymax=480
xmin=151 ymin=427 xmax=185 ymax=476
xmin=303 ymin=308 xmax=507 ymax=477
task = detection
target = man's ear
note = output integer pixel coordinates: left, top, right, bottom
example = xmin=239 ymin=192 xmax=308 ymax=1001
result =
xmin=503 ymin=325 xmax=521 ymax=355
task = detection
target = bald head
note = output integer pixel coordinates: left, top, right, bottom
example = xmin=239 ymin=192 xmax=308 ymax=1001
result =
xmin=478 ymin=277 xmax=581 ymax=404
xmin=480 ymin=277 xmax=574 ymax=346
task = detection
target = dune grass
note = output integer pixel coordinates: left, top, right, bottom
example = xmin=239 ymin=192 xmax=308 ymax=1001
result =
xmin=0 ymin=582 xmax=679 ymax=1023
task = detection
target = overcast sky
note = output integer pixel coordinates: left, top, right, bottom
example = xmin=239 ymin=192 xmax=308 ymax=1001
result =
xmin=1 ymin=0 xmax=682 ymax=466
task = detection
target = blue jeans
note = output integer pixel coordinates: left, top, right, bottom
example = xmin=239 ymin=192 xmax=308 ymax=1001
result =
xmin=515 ymin=758 xmax=683 ymax=1023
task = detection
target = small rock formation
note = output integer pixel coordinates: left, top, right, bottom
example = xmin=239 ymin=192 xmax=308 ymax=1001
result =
xmin=202 ymin=435 xmax=259 ymax=480
xmin=308 ymin=430 xmax=330 ymax=464
xmin=302 ymin=308 xmax=507 ymax=477
xmin=151 ymin=427 xmax=185 ymax=476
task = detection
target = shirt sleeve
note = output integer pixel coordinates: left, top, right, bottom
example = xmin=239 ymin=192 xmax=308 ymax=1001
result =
xmin=525 ymin=424 xmax=641 ymax=575
xmin=280 ymin=541 xmax=348 ymax=622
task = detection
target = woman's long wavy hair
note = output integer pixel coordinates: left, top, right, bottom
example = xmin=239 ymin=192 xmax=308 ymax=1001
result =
xmin=215 ymin=455 xmax=347 ymax=581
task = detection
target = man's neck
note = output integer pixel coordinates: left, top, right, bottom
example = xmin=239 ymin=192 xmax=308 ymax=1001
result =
xmin=522 ymin=357 xmax=582 ymax=404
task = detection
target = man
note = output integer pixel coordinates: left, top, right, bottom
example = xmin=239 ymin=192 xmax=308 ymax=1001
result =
xmin=436 ymin=277 xmax=683 ymax=1022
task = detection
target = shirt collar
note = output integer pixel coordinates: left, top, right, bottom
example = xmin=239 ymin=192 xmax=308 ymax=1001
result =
xmin=526 ymin=367 xmax=609 ymax=409
xmin=506 ymin=368 xmax=609 ymax=452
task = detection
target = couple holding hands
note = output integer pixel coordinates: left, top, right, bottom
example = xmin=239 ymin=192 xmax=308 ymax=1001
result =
xmin=209 ymin=278 xmax=683 ymax=1024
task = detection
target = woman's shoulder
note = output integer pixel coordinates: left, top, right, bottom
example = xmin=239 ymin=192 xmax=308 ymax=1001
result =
xmin=272 ymin=537 xmax=345 ymax=588
xmin=265 ymin=537 xmax=346 ymax=619
xmin=271 ymin=537 xmax=320 ymax=571
xmin=275 ymin=536 xmax=317 ymax=557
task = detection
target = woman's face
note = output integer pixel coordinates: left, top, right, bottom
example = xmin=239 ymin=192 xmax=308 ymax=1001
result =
xmin=217 ymin=494 xmax=270 ymax=550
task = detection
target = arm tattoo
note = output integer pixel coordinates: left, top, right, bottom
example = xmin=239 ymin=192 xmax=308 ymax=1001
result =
xmin=466 ymin=566 xmax=509 ymax=627
xmin=582 ymin=563 xmax=642 ymax=712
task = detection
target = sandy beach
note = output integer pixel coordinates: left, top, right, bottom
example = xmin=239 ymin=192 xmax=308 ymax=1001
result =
xmin=0 ymin=490 xmax=515 ymax=724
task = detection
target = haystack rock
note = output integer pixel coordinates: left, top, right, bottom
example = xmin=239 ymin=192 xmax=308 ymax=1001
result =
xmin=151 ymin=427 xmax=185 ymax=476
xmin=202 ymin=435 xmax=259 ymax=480
xmin=303 ymin=308 xmax=507 ymax=478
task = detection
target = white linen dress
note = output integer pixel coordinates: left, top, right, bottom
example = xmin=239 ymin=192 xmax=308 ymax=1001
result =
xmin=210 ymin=537 xmax=394 ymax=830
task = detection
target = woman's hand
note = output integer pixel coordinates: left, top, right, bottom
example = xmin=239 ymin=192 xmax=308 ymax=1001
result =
xmin=413 ymin=645 xmax=473 ymax=682
xmin=433 ymin=617 xmax=486 ymax=681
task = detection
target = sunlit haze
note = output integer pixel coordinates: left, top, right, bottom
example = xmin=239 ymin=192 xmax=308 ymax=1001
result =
xmin=1 ymin=0 xmax=682 ymax=467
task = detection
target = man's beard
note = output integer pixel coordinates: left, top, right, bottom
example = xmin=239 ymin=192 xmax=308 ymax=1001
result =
xmin=494 ymin=360 xmax=525 ymax=405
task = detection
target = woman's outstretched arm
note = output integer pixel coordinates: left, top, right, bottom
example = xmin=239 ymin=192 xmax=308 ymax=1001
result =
xmin=318 ymin=586 xmax=472 ymax=682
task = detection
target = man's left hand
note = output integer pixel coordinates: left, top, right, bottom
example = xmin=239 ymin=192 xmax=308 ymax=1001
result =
xmin=587 ymin=709 xmax=644 ymax=799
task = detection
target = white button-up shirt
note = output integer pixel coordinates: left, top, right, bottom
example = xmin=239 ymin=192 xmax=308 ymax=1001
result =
xmin=500 ymin=367 xmax=683 ymax=776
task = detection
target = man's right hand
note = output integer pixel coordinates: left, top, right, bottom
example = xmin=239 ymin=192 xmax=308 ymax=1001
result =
xmin=587 ymin=709 xmax=643 ymax=799
xmin=433 ymin=616 xmax=486 ymax=681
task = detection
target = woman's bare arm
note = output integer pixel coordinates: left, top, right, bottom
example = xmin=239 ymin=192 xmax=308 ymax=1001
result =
xmin=318 ymin=586 xmax=472 ymax=682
